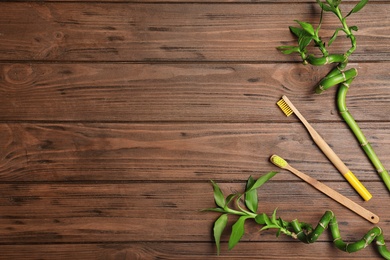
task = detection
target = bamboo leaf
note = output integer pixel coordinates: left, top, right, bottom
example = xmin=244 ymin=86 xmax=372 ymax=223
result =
xmin=271 ymin=208 xmax=278 ymax=225
xmin=246 ymin=171 xmax=278 ymax=193
xmin=245 ymin=176 xmax=258 ymax=213
xmin=224 ymin=193 xmax=237 ymax=209
xmin=277 ymin=46 xmax=300 ymax=55
xmin=263 ymin=214 xmax=272 ymax=226
xmin=255 ymin=213 xmax=266 ymax=225
xmin=316 ymin=8 xmax=324 ymax=34
xmin=228 ymin=216 xmax=251 ymax=250
xmin=298 ymin=35 xmax=313 ymax=52
xmin=328 ymin=28 xmax=342 ymax=46
xmin=213 ymin=214 xmax=228 ymax=255
xmin=346 ymin=0 xmax=368 ymax=17
xmin=211 ymin=180 xmax=225 ymax=208
xmin=260 ymin=224 xmax=280 ymax=231
xmin=278 ymin=218 xmax=286 ymax=229
xmin=316 ymin=0 xmax=334 ymax=12
xmin=295 ymin=20 xmax=315 ymax=36
xmin=349 ymin=25 xmax=358 ymax=31
xmin=201 ymin=207 xmax=227 ymax=213
xmin=332 ymin=0 xmax=341 ymax=7
xmin=289 ymin=26 xmax=303 ymax=37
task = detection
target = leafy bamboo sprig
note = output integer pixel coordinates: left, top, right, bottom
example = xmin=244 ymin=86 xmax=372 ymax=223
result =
xmin=278 ymin=0 xmax=390 ymax=192
xmin=203 ymin=173 xmax=390 ymax=259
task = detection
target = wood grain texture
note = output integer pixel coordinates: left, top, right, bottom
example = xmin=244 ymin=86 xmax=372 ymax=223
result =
xmin=0 ymin=3 xmax=389 ymax=62
xmin=1 ymin=0 xmax=390 ymax=259
xmin=9 ymin=0 xmax=386 ymax=2
xmin=1 ymin=122 xmax=389 ymax=182
xmin=1 ymin=62 xmax=390 ymax=122
xmin=0 ymin=182 xmax=387 ymax=243
xmin=0 ymin=242 xmax=383 ymax=259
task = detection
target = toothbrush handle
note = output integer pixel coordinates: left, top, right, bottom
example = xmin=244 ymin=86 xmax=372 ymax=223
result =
xmin=286 ymin=165 xmax=379 ymax=224
xmin=308 ymin=126 xmax=372 ymax=201
xmin=281 ymin=95 xmax=372 ymax=201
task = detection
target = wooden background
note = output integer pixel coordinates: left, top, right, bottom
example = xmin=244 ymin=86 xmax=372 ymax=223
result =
xmin=1 ymin=0 xmax=390 ymax=259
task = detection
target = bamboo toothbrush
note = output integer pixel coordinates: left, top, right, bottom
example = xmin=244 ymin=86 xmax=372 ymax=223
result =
xmin=270 ymin=155 xmax=379 ymax=224
xmin=277 ymin=95 xmax=372 ymax=201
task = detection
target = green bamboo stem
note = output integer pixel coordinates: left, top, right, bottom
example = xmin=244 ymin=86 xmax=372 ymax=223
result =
xmin=206 ymin=177 xmax=390 ymax=259
xmin=337 ymin=81 xmax=390 ymax=192
xmin=313 ymin=66 xmax=390 ymax=191
xmin=278 ymin=1 xmax=390 ymax=191
xmin=291 ymin=210 xmax=390 ymax=258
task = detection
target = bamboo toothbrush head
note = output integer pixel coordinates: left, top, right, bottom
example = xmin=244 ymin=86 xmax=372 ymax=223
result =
xmin=270 ymin=154 xmax=289 ymax=169
xmin=276 ymin=97 xmax=293 ymax=116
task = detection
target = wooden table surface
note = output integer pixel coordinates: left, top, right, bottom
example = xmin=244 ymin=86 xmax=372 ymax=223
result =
xmin=1 ymin=0 xmax=390 ymax=259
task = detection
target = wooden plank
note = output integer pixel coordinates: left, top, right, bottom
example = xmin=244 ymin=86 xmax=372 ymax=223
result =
xmin=0 ymin=3 xmax=389 ymax=62
xmin=1 ymin=122 xmax=389 ymax=182
xmin=0 ymin=182 xmax=387 ymax=244
xmin=1 ymin=62 xmax=389 ymax=122
xmin=10 ymin=0 xmax=386 ymax=3
xmin=0 ymin=242 xmax=382 ymax=260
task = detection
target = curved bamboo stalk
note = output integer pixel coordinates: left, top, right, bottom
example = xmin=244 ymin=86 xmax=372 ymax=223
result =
xmin=337 ymin=82 xmax=390 ymax=191
xmin=205 ymin=177 xmax=390 ymax=259
xmin=314 ymin=67 xmax=390 ymax=192
xmin=291 ymin=210 xmax=390 ymax=258
xmin=278 ymin=0 xmax=390 ymax=191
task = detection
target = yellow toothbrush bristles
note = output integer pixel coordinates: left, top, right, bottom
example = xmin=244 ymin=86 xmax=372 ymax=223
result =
xmin=277 ymin=98 xmax=293 ymax=116
xmin=270 ymin=155 xmax=288 ymax=168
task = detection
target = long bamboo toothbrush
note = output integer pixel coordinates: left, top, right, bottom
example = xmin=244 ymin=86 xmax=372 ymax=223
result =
xmin=277 ymin=95 xmax=372 ymax=201
xmin=270 ymin=155 xmax=379 ymax=224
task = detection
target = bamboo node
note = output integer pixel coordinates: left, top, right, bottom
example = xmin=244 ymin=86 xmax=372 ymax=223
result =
xmin=345 ymin=243 xmax=351 ymax=253
xmin=341 ymin=71 xmax=347 ymax=81
xmin=319 ymin=222 xmax=326 ymax=229
xmin=377 ymin=240 xmax=385 ymax=246
xmin=361 ymin=141 xmax=368 ymax=147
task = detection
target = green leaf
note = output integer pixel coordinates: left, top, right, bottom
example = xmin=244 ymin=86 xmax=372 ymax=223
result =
xmin=316 ymin=0 xmax=334 ymax=12
xmin=295 ymin=20 xmax=315 ymax=36
xmin=289 ymin=26 xmax=303 ymax=38
xmin=213 ymin=214 xmax=228 ymax=255
xmin=211 ymin=180 xmax=225 ymax=208
xmin=298 ymin=35 xmax=313 ymax=52
xmin=246 ymin=171 xmax=278 ymax=193
xmin=328 ymin=28 xmax=342 ymax=46
xmin=316 ymin=8 xmax=324 ymax=35
xmin=201 ymin=207 xmax=227 ymax=213
xmin=278 ymin=218 xmax=286 ymax=229
xmin=277 ymin=46 xmax=300 ymax=55
xmin=224 ymin=193 xmax=237 ymax=209
xmin=228 ymin=216 xmax=251 ymax=250
xmin=263 ymin=213 xmax=272 ymax=226
xmin=271 ymin=208 xmax=278 ymax=224
xmin=331 ymin=0 xmax=341 ymax=7
xmin=346 ymin=0 xmax=368 ymax=17
xmin=349 ymin=25 xmax=358 ymax=31
xmin=260 ymin=224 xmax=280 ymax=231
xmin=254 ymin=213 xmax=266 ymax=225
xmin=245 ymin=176 xmax=258 ymax=213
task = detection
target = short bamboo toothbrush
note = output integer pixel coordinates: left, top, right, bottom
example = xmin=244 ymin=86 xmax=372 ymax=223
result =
xmin=277 ymin=95 xmax=372 ymax=201
xmin=270 ymin=155 xmax=379 ymax=224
